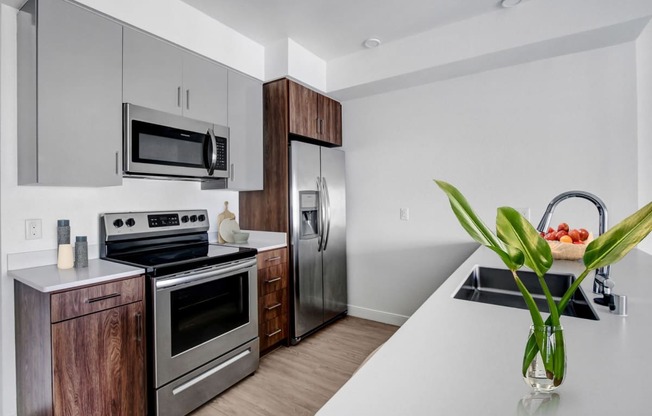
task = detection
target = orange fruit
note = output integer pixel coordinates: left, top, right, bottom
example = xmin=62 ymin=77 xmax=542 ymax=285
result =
xmin=559 ymin=235 xmax=573 ymax=243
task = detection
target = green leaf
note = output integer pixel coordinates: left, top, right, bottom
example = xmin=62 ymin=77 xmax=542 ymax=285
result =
xmin=583 ymin=201 xmax=652 ymax=270
xmin=496 ymin=207 xmax=553 ymax=278
xmin=435 ymin=180 xmax=524 ymax=269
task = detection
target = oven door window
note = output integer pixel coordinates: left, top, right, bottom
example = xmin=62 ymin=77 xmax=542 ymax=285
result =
xmin=170 ymin=271 xmax=249 ymax=356
xmin=132 ymin=120 xmax=210 ymax=170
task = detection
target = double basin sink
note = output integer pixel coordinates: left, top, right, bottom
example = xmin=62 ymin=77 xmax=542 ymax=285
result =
xmin=454 ymin=266 xmax=599 ymax=320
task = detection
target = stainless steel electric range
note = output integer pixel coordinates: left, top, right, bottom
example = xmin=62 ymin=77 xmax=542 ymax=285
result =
xmin=100 ymin=209 xmax=259 ymax=416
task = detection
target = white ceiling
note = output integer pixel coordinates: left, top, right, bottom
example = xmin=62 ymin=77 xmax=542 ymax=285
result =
xmin=181 ymin=0 xmax=528 ymax=61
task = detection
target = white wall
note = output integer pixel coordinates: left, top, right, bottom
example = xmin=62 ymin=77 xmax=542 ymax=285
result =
xmin=0 ymin=4 xmax=242 ymax=414
xmin=342 ymin=43 xmax=639 ymax=324
xmin=636 ymin=21 xmax=652 ymax=254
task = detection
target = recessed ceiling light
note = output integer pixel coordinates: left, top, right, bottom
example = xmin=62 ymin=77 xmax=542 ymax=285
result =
xmin=501 ymin=0 xmax=522 ymax=7
xmin=363 ymin=38 xmax=381 ymax=49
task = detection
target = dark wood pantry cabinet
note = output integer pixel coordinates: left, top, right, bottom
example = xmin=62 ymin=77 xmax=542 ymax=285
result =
xmin=15 ymin=276 xmax=146 ymax=416
xmin=239 ymin=78 xmax=343 ymax=232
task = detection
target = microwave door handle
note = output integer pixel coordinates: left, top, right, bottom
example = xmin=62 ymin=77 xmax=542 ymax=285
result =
xmin=206 ymin=128 xmax=218 ymax=176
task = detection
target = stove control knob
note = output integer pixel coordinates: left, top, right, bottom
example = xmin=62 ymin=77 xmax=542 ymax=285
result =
xmin=113 ymin=219 xmax=124 ymax=228
xmin=125 ymin=218 xmax=136 ymax=227
xmin=181 ymin=215 xmax=189 ymax=223
xmin=198 ymin=214 xmax=206 ymax=222
xmin=190 ymin=215 xmax=198 ymax=222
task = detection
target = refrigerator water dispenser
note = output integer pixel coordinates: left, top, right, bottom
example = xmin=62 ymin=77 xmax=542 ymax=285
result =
xmin=299 ymin=191 xmax=318 ymax=238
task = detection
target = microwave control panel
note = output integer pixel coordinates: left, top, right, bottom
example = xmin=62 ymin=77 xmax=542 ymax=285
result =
xmin=215 ymin=137 xmax=227 ymax=171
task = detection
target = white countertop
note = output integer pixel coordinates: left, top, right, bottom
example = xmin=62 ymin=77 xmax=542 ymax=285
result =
xmin=9 ymin=259 xmax=145 ymax=293
xmin=318 ymin=246 xmax=652 ymax=415
xmin=9 ymin=231 xmax=285 ymax=293
xmin=221 ymin=230 xmax=287 ymax=252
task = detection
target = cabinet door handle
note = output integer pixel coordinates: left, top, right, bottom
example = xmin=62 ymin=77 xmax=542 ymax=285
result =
xmin=265 ymin=256 xmax=281 ymax=263
xmin=115 ymin=151 xmax=119 ymax=175
xmin=264 ymin=277 xmax=282 ymax=284
xmin=265 ymin=303 xmax=282 ymax=311
xmin=230 ymin=163 xmax=234 ymax=181
xmin=319 ymin=119 xmax=324 ymax=135
xmin=186 ymin=89 xmax=190 ymax=110
xmin=266 ymin=328 xmax=282 ymax=338
xmin=136 ymin=312 xmax=143 ymax=342
xmin=86 ymin=292 xmax=121 ymax=303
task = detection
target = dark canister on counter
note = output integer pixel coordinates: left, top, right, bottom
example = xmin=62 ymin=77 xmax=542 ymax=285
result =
xmin=57 ymin=219 xmax=70 ymax=245
xmin=74 ymin=235 xmax=88 ymax=268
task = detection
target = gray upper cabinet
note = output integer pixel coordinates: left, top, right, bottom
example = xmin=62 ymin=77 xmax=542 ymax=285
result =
xmin=17 ymin=0 xmax=123 ymax=186
xmin=226 ymin=71 xmax=263 ymax=191
xmin=122 ymin=27 xmax=182 ymax=116
xmin=123 ymin=27 xmax=227 ymax=126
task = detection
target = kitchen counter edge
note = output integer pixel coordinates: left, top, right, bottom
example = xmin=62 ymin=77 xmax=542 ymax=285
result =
xmin=9 ymin=259 xmax=146 ymax=293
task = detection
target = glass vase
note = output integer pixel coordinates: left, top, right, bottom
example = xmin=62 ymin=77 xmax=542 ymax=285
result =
xmin=523 ymin=324 xmax=565 ymax=392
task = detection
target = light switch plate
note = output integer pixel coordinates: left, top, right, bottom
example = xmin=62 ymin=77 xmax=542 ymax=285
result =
xmin=400 ymin=207 xmax=409 ymax=221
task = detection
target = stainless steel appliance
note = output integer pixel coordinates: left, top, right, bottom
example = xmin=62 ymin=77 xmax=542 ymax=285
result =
xmin=290 ymin=141 xmax=347 ymax=343
xmin=123 ymin=103 xmax=229 ymax=182
xmin=100 ymin=210 xmax=258 ymax=416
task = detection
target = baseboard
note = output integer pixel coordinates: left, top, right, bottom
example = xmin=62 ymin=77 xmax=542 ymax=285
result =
xmin=347 ymin=305 xmax=409 ymax=326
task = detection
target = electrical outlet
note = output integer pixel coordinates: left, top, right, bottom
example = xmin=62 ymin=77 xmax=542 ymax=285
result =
xmin=516 ymin=207 xmax=530 ymax=221
xmin=400 ymin=207 xmax=410 ymax=221
xmin=25 ymin=219 xmax=42 ymax=240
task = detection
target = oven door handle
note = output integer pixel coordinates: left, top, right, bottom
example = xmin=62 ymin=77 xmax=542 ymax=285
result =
xmin=155 ymin=258 xmax=257 ymax=289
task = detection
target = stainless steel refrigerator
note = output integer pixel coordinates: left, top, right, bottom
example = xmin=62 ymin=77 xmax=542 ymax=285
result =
xmin=289 ymin=140 xmax=347 ymax=343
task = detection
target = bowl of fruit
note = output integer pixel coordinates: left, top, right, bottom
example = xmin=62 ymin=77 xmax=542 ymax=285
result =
xmin=541 ymin=222 xmax=592 ymax=260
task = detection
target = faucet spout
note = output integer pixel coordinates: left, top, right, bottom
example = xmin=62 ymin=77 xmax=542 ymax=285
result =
xmin=536 ymin=191 xmax=608 ymax=235
xmin=536 ymin=191 xmax=610 ymax=294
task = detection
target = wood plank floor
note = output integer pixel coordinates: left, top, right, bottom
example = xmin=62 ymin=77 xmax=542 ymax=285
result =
xmin=190 ymin=316 xmax=398 ymax=416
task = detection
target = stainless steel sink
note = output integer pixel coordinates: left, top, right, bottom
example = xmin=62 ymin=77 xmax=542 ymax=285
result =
xmin=454 ymin=266 xmax=599 ymax=320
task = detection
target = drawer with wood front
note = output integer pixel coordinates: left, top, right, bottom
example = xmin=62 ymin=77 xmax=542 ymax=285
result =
xmin=258 ymin=264 xmax=287 ymax=296
xmin=51 ymin=276 xmax=144 ymax=323
xmin=257 ymin=248 xmax=287 ymax=269
xmin=259 ymin=289 xmax=287 ymax=322
xmin=260 ymin=315 xmax=287 ymax=350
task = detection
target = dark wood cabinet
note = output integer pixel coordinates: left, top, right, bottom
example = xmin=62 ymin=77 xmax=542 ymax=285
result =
xmin=238 ymin=78 xmax=342 ymax=232
xmin=15 ymin=276 xmax=146 ymax=416
xmin=288 ymin=79 xmax=342 ymax=146
xmin=257 ymin=248 xmax=289 ymax=354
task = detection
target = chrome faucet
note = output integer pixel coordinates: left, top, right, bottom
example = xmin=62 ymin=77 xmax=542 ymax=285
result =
xmin=535 ymin=191 xmax=611 ymax=295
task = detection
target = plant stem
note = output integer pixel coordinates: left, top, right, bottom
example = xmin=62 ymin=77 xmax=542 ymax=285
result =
xmin=522 ymin=268 xmax=592 ymax=375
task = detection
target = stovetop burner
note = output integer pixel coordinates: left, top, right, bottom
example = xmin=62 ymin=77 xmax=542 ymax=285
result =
xmin=100 ymin=209 xmax=257 ymax=277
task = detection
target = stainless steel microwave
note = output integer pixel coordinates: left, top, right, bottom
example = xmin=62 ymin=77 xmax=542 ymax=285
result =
xmin=123 ymin=103 xmax=229 ymax=181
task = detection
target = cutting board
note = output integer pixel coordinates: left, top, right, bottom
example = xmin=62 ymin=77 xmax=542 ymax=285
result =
xmin=217 ymin=201 xmax=236 ymax=243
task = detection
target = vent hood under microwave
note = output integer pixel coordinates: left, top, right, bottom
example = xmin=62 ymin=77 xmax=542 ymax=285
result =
xmin=123 ymin=103 xmax=229 ymax=183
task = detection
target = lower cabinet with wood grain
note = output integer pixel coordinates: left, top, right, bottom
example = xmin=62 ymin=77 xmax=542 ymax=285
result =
xmin=257 ymin=247 xmax=289 ymax=355
xmin=15 ymin=275 xmax=146 ymax=416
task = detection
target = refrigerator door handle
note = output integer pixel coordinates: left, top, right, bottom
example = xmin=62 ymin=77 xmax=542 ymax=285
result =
xmin=317 ymin=176 xmax=324 ymax=252
xmin=322 ymin=177 xmax=332 ymax=251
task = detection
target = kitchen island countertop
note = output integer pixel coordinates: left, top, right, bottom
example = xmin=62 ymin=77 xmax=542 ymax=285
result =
xmin=318 ymin=246 xmax=652 ymax=415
